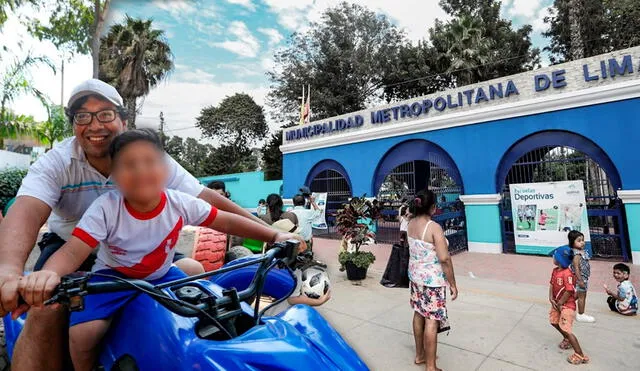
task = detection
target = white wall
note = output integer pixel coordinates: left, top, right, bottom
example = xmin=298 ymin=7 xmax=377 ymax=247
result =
xmin=0 ymin=150 xmax=31 ymax=169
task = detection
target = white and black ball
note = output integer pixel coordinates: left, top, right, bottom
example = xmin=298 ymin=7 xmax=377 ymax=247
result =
xmin=301 ymin=268 xmax=330 ymax=299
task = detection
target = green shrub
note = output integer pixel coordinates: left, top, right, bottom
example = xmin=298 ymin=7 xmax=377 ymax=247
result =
xmin=0 ymin=168 xmax=27 ymax=211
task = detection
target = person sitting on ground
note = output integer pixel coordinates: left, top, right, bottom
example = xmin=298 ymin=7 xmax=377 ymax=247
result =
xmin=604 ymin=263 xmax=638 ymax=316
xmin=548 ymin=245 xmax=589 ymax=365
xmin=290 ymin=194 xmax=321 ymax=251
xmin=407 ymin=189 xmax=458 ymax=371
xmin=260 ymin=193 xmax=298 ymax=226
xmin=17 ymin=129 xmax=304 ymax=371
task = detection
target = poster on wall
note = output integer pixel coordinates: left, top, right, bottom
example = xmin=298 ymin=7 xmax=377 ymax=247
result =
xmin=311 ymin=192 xmax=328 ymax=229
xmin=510 ymin=180 xmax=591 ymax=256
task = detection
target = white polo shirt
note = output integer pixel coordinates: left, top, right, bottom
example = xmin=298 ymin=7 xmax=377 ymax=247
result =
xmin=17 ymin=137 xmax=205 ymax=241
xmin=73 ymin=190 xmax=217 ymax=280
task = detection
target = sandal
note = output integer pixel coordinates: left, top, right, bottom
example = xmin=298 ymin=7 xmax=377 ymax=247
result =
xmin=558 ymin=338 xmax=572 ymax=350
xmin=567 ymin=353 xmax=590 ymax=365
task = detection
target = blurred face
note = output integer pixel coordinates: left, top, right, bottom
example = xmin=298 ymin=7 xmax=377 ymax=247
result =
xmin=72 ymin=96 xmax=126 ymax=160
xmin=613 ymin=269 xmax=628 ymax=282
xmin=213 ymin=189 xmax=225 ymax=196
xmin=573 ymin=235 xmax=585 ymax=250
xmin=112 ymin=141 xmax=168 ymax=202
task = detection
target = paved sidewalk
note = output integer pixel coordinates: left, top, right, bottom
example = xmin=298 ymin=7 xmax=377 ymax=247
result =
xmin=311 ymin=238 xmax=640 ymax=371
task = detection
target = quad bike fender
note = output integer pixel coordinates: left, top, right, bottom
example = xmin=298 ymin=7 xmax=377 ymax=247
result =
xmin=278 ymin=305 xmax=369 ymax=371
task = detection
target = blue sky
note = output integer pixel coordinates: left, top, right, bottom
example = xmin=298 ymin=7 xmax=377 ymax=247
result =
xmin=4 ymin=0 xmax=555 ymax=142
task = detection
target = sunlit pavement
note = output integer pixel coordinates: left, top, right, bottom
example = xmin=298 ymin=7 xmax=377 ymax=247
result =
xmin=311 ymin=238 xmax=640 ymax=371
xmin=22 ymin=231 xmax=640 ymax=371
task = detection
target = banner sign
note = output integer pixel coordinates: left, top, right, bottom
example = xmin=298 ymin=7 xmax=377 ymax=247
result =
xmin=311 ymin=192 xmax=328 ymax=229
xmin=510 ymin=180 xmax=591 ymax=255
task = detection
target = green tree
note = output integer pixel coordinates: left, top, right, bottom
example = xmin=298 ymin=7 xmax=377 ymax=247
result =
xmin=0 ymin=111 xmax=37 ymax=149
xmin=180 ymin=137 xmax=211 ymax=177
xmin=163 ymin=135 xmax=183 ymax=162
xmin=381 ymin=41 xmax=452 ymax=101
xmin=196 ymin=93 xmax=267 ymax=148
xmin=544 ymin=0 xmax=640 ymax=64
xmin=1 ymin=54 xmax=55 ymax=122
xmin=430 ymin=0 xmax=540 ymax=86
xmin=99 ymin=16 xmax=173 ymax=128
xmin=268 ymin=2 xmax=405 ymax=122
xmin=27 ymin=0 xmax=110 ymax=77
xmin=261 ymin=131 xmax=283 ymax=181
xmin=440 ymin=15 xmax=494 ymax=86
xmin=35 ymin=103 xmax=73 ymax=150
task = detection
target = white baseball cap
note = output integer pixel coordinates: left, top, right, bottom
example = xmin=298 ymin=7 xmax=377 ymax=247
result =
xmin=67 ymin=79 xmax=124 ymax=109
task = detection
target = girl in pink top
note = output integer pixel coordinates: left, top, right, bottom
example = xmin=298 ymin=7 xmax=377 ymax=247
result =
xmin=407 ymin=189 xmax=458 ymax=371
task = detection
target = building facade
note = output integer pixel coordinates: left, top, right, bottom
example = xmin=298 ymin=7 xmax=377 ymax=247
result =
xmin=281 ymin=46 xmax=640 ymax=265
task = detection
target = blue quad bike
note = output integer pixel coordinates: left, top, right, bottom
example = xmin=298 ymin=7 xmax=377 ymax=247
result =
xmin=1 ymin=241 xmax=368 ymax=370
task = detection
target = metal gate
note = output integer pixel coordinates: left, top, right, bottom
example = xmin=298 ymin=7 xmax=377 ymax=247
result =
xmin=499 ymin=146 xmax=629 ymax=261
xmin=376 ymin=160 xmax=467 ymax=254
xmin=310 ymin=169 xmax=352 ymax=239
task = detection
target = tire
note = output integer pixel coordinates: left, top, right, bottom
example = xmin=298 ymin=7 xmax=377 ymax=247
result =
xmin=192 ymin=228 xmax=227 ymax=271
xmin=0 ymin=320 xmax=9 ymax=371
xmin=226 ymin=246 xmax=253 ymax=262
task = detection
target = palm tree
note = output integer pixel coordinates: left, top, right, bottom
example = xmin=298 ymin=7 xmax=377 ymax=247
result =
xmin=0 ymin=110 xmax=38 ymax=149
xmin=443 ymin=15 xmax=493 ymax=86
xmin=1 ymin=53 xmax=55 ymax=122
xmin=99 ymin=16 xmax=173 ymax=128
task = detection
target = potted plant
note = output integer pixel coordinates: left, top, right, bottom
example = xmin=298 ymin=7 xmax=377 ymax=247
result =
xmin=336 ymin=195 xmax=380 ymax=280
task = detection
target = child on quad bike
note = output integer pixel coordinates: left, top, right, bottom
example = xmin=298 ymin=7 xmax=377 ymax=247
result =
xmin=17 ymin=129 xmax=304 ymax=371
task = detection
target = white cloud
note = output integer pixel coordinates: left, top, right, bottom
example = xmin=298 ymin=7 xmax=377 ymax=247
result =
xmin=531 ymin=6 xmax=551 ymax=33
xmin=135 ymin=80 xmax=273 ymax=143
xmin=152 ymin=0 xmax=197 ymax=17
xmin=263 ymin=0 xmax=447 ymax=42
xmin=217 ymin=63 xmax=262 ymax=77
xmin=508 ymin=0 xmax=543 ymax=18
xmin=211 ymin=21 xmax=260 ymax=58
xmin=225 ymin=0 xmax=256 ymax=11
xmin=258 ymin=28 xmax=283 ymax=46
xmin=173 ymin=66 xmax=216 ymax=83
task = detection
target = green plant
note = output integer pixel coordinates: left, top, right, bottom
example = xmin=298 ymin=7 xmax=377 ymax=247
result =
xmin=335 ymin=195 xmax=381 ymax=271
xmin=338 ymin=250 xmax=375 ymax=270
xmin=0 ymin=168 xmax=27 ymax=211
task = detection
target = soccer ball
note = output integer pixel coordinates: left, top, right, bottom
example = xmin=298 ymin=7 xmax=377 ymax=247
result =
xmin=301 ymin=268 xmax=330 ymax=299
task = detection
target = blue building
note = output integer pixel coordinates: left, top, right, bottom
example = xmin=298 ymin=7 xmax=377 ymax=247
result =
xmin=281 ymin=46 xmax=640 ymax=265
xmin=198 ymin=171 xmax=282 ymax=211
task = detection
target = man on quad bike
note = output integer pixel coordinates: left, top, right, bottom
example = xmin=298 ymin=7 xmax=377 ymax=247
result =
xmin=0 ymin=79 xmax=277 ymax=370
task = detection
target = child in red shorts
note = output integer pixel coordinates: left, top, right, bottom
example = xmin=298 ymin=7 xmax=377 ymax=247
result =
xmin=549 ymin=245 xmax=589 ymax=365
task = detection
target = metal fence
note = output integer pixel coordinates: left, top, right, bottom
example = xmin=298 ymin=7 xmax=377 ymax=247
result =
xmin=375 ymin=160 xmax=467 ymax=254
xmin=499 ymin=146 xmax=629 ymax=261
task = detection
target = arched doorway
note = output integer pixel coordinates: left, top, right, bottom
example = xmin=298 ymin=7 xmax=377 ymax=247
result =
xmin=373 ymin=140 xmax=467 ymax=253
xmin=497 ymin=131 xmax=629 ymax=261
xmin=305 ymin=160 xmax=353 ymax=239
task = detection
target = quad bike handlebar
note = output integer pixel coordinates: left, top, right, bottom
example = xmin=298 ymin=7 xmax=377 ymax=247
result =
xmin=44 ymin=240 xmax=301 ymax=321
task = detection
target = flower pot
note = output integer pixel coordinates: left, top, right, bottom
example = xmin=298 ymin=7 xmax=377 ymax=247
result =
xmin=345 ymin=261 xmax=368 ymax=280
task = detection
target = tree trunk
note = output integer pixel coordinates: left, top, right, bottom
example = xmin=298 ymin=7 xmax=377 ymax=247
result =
xmin=124 ymin=97 xmax=137 ymax=129
xmin=91 ymin=0 xmax=111 ymax=78
xmin=569 ymin=0 xmax=584 ymax=60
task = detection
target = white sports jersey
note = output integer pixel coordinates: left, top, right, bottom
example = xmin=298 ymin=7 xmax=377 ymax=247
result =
xmin=17 ymin=137 xmax=204 ymax=241
xmin=72 ymin=189 xmax=217 ymax=280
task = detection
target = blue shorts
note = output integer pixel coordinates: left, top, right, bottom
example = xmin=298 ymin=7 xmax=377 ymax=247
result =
xmin=69 ymin=266 xmax=187 ymax=327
